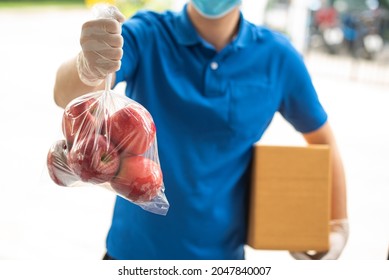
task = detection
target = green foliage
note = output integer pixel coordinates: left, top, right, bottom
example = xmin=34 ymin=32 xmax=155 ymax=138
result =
xmin=0 ymin=0 xmax=173 ymax=12
xmin=0 ymin=0 xmax=84 ymax=8
xmin=0 ymin=0 xmax=84 ymax=1
xmin=0 ymin=0 xmax=83 ymax=2
xmin=116 ymin=0 xmax=173 ymax=17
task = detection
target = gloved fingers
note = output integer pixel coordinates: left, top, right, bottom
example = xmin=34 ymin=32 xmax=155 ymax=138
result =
xmin=82 ymin=18 xmax=122 ymax=36
xmin=83 ymin=42 xmax=123 ymax=60
xmin=79 ymin=42 xmax=123 ymax=81
xmin=290 ymin=250 xmax=328 ymax=260
xmin=290 ymin=247 xmax=343 ymax=261
xmin=80 ymin=58 xmax=121 ymax=81
xmin=76 ymin=5 xmax=125 ymax=86
xmin=306 ymin=251 xmax=328 ymax=260
xmin=114 ymin=12 xmax=126 ymax=23
xmin=321 ymin=250 xmax=341 ymax=260
xmin=93 ymin=58 xmax=121 ymax=75
xmin=320 ymin=231 xmax=346 ymax=260
xmin=104 ymin=33 xmax=123 ymax=48
xmin=290 ymin=220 xmax=349 ymax=261
xmin=79 ymin=22 xmax=123 ymax=82
xmin=290 ymin=230 xmax=347 ymax=260
xmin=81 ymin=34 xmax=123 ymax=50
xmin=86 ymin=49 xmax=122 ymax=69
xmin=289 ymin=251 xmax=313 ymax=260
xmin=94 ymin=48 xmax=123 ymax=62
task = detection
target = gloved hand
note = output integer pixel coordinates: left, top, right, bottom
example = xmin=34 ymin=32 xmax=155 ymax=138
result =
xmin=290 ymin=219 xmax=349 ymax=260
xmin=77 ymin=5 xmax=126 ymax=86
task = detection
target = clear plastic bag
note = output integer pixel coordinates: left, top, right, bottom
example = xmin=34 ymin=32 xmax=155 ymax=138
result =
xmin=47 ymin=74 xmax=169 ymax=215
xmin=47 ymin=4 xmax=169 ymax=215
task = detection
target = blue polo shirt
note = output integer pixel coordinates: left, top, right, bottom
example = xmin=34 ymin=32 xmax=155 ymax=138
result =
xmin=107 ymin=5 xmax=327 ymax=260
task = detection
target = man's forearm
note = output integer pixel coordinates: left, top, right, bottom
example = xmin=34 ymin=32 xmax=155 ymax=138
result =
xmin=53 ymin=56 xmax=103 ymax=109
xmin=302 ymin=122 xmax=348 ymax=220
xmin=329 ymin=144 xmax=348 ymax=220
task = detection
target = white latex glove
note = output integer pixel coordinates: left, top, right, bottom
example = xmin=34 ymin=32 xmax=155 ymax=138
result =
xmin=77 ymin=5 xmax=126 ymax=86
xmin=290 ymin=219 xmax=349 ymax=260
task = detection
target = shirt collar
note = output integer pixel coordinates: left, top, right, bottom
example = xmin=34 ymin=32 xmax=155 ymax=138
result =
xmin=174 ymin=4 xmax=202 ymax=46
xmin=174 ymin=4 xmax=261 ymax=48
xmin=233 ymin=15 xmax=262 ymax=49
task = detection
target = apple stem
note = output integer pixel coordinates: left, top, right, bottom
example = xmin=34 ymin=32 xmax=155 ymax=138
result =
xmin=101 ymin=154 xmax=109 ymax=163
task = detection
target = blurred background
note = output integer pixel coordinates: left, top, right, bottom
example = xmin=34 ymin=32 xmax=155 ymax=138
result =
xmin=0 ymin=0 xmax=388 ymax=260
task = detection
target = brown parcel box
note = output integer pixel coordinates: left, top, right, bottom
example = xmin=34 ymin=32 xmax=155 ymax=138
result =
xmin=247 ymin=145 xmax=331 ymax=252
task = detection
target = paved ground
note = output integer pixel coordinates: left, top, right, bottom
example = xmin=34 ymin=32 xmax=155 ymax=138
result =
xmin=0 ymin=7 xmax=388 ymax=260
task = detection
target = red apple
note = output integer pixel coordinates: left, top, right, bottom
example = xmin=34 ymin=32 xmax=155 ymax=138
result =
xmin=107 ymin=103 xmax=156 ymax=155
xmin=62 ymin=97 xmax=105 ymax=148
xmin=47 ymin=140 xmax=79 ymax=186
xmin=67 ymin=135 xmax=120 ymax=184
xmin=110 ymin=156 xmax=162 ymax=203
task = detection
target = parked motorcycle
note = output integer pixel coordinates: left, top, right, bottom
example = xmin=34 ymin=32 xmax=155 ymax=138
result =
xmin=312 ymin=6 xmax=344 ymax=54
xmin=309 ymin=0 xmax=386 ymax=59
xmin=341 ymin=9 xmax=384 ymax=59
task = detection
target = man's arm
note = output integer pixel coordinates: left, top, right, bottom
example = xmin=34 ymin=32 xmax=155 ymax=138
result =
xmin=53 ymin=56 xmax=113 ymax=109
xmin=54 ymin=6 xmax=125 ymax=109
xmin=302 ymin=121 xmax=347 ymax=220
xmin=290 ymin=121 xmax=349 ymax=260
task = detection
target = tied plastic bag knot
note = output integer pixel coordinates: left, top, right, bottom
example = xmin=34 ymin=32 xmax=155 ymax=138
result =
xmin=92 ymin=3 xmax=118 ymax=20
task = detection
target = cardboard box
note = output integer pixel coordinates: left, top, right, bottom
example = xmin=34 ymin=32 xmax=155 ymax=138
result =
xmin=246 ymin=145 xmax=331 ymax=252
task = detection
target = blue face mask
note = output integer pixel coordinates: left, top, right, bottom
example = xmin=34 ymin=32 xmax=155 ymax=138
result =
xmin=191 ymin=0 xmax=242 ymax=19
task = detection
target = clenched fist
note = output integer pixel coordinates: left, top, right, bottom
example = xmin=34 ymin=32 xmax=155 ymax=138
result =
xmin=77 ymin=6 xmax=126 ymax=86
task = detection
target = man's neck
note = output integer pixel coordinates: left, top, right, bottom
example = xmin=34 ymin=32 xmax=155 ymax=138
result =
xmin=187 ymin=3 xmax=241 ymax=51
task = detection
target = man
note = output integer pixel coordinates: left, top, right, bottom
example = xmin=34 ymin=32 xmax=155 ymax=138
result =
xmin=54 ymin=0 xmax=348 ymax=260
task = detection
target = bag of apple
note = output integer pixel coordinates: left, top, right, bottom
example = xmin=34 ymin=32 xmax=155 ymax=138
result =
xmin=46 ymin=5 xmax=169 ymax=216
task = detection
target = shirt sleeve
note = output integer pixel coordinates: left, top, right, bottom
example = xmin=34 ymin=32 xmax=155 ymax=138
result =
xmin=115 ymin=12 xmax=151 ymax=85
xmin=278 ymin=42 xmax=328 ymax=133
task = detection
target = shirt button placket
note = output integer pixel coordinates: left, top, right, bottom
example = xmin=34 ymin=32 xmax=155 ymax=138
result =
xmin=204 ymin=60 xmax=223 ymax=97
